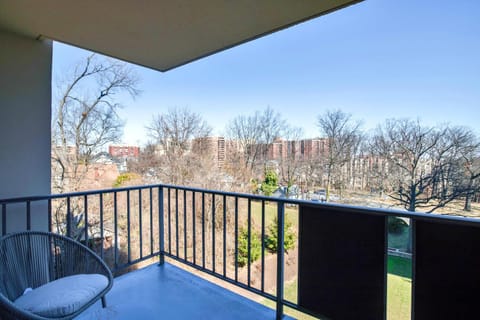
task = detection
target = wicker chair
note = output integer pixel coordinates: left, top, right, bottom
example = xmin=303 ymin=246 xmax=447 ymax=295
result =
xmin=0 ymin=231 xmax=113 ymax=320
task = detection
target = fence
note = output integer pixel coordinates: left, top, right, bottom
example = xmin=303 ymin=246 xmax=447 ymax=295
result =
xmin=2 ymin=184 xmax=480 ymax=319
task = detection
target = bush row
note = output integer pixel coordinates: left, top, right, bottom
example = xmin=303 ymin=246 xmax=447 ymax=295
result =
xmin=237 ymin=217 xmax=296 ymax=267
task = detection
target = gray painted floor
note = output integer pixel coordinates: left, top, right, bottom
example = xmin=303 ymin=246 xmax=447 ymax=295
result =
xmin=78 ymin=263 xmax=291 ymax=319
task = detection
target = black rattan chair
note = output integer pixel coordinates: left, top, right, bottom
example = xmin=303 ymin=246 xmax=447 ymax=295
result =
xmin=0 ymin=231 xmax=113 ymax=320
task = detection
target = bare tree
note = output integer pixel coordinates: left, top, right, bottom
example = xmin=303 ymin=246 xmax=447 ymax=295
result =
xmin=51 ymin=54 xmax=139 ymax=238
xmin=317 ymin=109 xmax=362 ymax=200
xmin=463 ymin=156 xmax=480 ymax=211
xmin=343 ymin=133 xmax=364 ymax=192
xmin=299 ymin=159 xmax=323 ymax=195
xmin=368 ymin=133 xmax=395 ymax=197
xmin=52 ymin=54 xmax=139 ymax=193
xmin=147 ymin=107 xmax=211 ymax=156
xmin=370 ymin=119 xmax=477 ymax=213
xmin=146 ymin=107 xmax=212 ymax=185
xmin=278 ymin=126 xmax=304 ymax=193
xmin=372 ymin=119 xmax=438 ymax=212
xmin=225 ymin=107 xmax=287 ymax=177
xmin=128 ymin=143 xmax=161 ymax=180
xmin=439 ymin=126 xmax=480 ymax=212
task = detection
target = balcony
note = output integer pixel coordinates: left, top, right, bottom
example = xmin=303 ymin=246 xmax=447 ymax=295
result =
xmin=76 ymin=263 xmax=286 ymax=320
xmin=2 ymin=184 xmax=480 ymax=319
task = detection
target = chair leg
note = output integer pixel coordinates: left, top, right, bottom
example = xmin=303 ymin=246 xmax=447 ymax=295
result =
xmin=101 ymin=296 xmax=107 ymax=308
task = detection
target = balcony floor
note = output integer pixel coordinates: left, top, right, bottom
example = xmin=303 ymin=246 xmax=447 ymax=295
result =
xmin=77 ymin=262 xmax=288 ymax=320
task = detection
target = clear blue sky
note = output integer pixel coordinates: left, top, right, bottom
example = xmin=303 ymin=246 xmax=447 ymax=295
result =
xmin=52 ymin=0 xmax=480 ymax=146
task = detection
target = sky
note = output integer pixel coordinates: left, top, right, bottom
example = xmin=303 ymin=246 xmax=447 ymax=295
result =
xmin=52 ymin=0 xmax=480 ymax=146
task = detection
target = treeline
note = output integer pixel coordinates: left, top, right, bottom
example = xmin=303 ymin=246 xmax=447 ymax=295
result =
xmin=50 ymin=55 xmax=479 ymax=214
xmin=130 ymin=107 xmax=480 ymax=214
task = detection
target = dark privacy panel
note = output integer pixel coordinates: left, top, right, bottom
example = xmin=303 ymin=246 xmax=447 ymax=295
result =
xmin=298 ymin=204 xmax=387 ymax=320
xmin=414 ymin=220 xmax=480 ymax=320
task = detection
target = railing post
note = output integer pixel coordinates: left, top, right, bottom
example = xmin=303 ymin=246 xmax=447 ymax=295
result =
xmin=276 ymin=201 xmax=285 ymax=320
xmin=26 ymin=200 xmax=31 ymax=231
xmin=66 ymin=197 xmax=72 ymax=238
xmin=47 ymin=199 xmax=52 ymax=233
xmin=159 ymin=186 xmax=165 ymax=265
xmin=2 ymin=203 xmax=6 ymax=236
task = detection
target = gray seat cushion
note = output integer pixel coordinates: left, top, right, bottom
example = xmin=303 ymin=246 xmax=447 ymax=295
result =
xmin=14 ymin=274 xmax=108 ymax=317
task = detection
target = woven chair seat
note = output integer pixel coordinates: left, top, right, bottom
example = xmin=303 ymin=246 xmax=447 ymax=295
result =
xmin=0 ymin=231 xmax=113 ymax=320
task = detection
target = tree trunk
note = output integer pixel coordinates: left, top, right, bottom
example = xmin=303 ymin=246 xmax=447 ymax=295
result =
xmin=409 ymin=184 xmax=416 ymax=212
xmin=406 ymin=184 xmax=416 ymax=253
xmin=464 ymin=193 xmax=472 ymax=211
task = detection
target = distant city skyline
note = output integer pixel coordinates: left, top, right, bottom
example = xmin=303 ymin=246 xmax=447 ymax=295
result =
xmin=52 ymin=0 xmax=480 ymax=146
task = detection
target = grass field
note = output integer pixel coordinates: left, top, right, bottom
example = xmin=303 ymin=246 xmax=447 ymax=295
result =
xmin=250 ymin=201 xmax=299 ymax=229
xmin=388 ymin=256 xmax=412 ymax=320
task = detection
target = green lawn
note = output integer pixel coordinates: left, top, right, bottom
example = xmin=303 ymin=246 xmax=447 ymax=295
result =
xmin=262 ymin=279 xmax=319 ymax=320
xmin=250 ymin=201 xmax=299 ymax=230
xmin=387 ymin=255 xmax=412 ymax=320
xmin=388 ymin=255 xmax=412 ymax=278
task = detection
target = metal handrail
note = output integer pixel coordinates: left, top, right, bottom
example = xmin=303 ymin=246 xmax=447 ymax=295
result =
xmin=2 ymin=183 xmax=479 ymax=226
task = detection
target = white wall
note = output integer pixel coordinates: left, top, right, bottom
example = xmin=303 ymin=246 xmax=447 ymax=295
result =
xmin=0 ymin=29 xmax=52 ymax=232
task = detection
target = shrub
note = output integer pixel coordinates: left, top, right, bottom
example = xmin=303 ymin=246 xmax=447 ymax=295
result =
xmin=113 ymin=172 xmax=139 ymax=187
xmin=265 ymin=217 xmax=296 ymax=253
xmin=261 ymin=170 xmax=278 ymax=196
xmin=237 ymin=227 xmax=262 ymax=267
xmin=388 ymin=216 xmax=408 ymax=234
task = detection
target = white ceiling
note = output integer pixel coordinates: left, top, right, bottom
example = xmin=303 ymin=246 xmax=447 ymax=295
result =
xmin=0 ymin=0 xmax=362 ymax=72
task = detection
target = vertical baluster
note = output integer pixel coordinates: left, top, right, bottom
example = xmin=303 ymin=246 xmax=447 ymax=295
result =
xmin=2 ymin=203 xmax=6 ymax=236
xmin=382 ymin=215 xmax=388 ymax=320
xmin=261 ymin=200 xmax=266 ymax=292
xmin=168 ymin=188 xmax=171 ymax=254
xmin=234 ymin=197 xmax=238 ymax=282
xmin=127 ymin=190 xmax=131 ymax=263
xmin=159 ymin=187 xmax=165 ymax=265
xmin=139 ymin=189 xmax=143 ymax=259
xmin=26 ymin=200 xmax=31 ymax=231
xmin=411 ymin=218 xmax=417 ymax=320
xmin=223 ymin=195 xmax=227 ymax=277
xmin=48 ymin=199 xmax=52 ymax=233
xmin=212 ymin=194 xmax=216 ymax=273
xmin=247 ymin=198 xmax=251 ymax=287
xmin=276 ymin=202 xmax=285 ymax=320
xmin=150 ymin=187 xmax=154 ymax=257
xmin=202 ymin=192 xmax=205 ymax=269
xmin=184 ymin=189 xmax=187 ymax=260
xmin=175 ymin=188 xmax=179 ymax=256
xmin=84 ymin=195 xmax=88 ymax=245
xmin=114 ymin=192 xmax=118 ymax=269
xmin=192 ymin=191 xmax=196 ymax=265
xmin=67 ymin=197 xmax=72 ymax=238
xmin=99 ymin=193 xmax=104 ymax=259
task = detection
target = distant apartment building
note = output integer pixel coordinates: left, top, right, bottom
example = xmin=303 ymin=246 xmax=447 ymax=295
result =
xmin=192 ymin=136 xmax=242 ymax=168
xmin=265 ymin=138 xmax=329 ymax=161
xmin=267 ymin=138 xmax=288 ymax=160
xmin=109 ymin=145 xmax=140 ymax=158
xmin=300 ymin=138 xmax=329 ymax=160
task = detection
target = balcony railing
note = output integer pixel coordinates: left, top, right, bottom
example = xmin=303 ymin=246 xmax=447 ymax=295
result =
xmin=2 ymin=184 xmax=480 ymax=319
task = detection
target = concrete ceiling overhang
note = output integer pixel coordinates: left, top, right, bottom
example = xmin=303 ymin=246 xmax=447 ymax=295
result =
xmin=0 ymin=0 xmax=362 ymax=72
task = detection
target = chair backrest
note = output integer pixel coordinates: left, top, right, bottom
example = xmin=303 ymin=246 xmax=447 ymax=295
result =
xmin=0 ymin=232 xmax=53 ymax=301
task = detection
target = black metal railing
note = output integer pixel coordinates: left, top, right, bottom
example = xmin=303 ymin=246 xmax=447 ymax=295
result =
xmin=0 ymin=186 xmax=163 ymax=273
xmin=2 ymin=184 xmax=480 ymax=319
xmin=158 ymin=185 xmax=289 ymax=319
